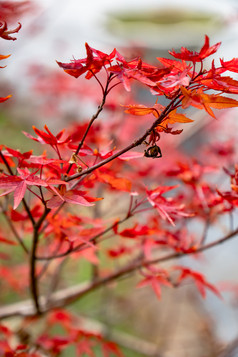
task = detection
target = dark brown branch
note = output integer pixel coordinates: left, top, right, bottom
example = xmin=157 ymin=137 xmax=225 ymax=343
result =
xmin=30 ymin=228 xmax=41 ymax=314
xmin=1 ymin=227 xmax=238 ymax=320
xmin=29 ymin=207 xmax=51 ymax=314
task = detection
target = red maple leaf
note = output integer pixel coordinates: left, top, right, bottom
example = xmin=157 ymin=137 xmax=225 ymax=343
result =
xmin=0 ymin=20 xmax=21 ymax=40
xmin=47 ymin=188 xmax=102 ymax=209
xmin=23 ymin=125 xmax=71 ymax=146
xmin=0 ymin=168 xmax=66 ymax=209
xmin=137 ymin=271 xmax=173 ymax=299
xmin=175 ymin=266 xmax=221 ymax=298
xmin=169 ymin=35 xmax=221 ymax=62
xmin=146 ymin=185 xmax=191 ymax=225
xmin=57 ymin=42 xmax=117 ymax=79
xmin=220 ymin=58 xmax=238 ymax=73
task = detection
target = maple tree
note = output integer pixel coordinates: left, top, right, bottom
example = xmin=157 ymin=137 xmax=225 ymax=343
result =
xmin=1 ymin=4 xmax=238 ymax=357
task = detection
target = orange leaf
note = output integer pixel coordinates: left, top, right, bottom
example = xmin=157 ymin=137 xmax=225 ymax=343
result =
xmin=207 ymin=95 xmax=238 ymax=109
xmin=163 ymin=109 xmax=194 ymax=125
xmin=97 ymin=172 xmax=132 ymax=192
xmin=0 ymin=95 xmax=11 ymax=103
xmin=181 ymin=87 xmax=238 ymax=118
xmin=0 ymin=54 xmax=10 ymax=60
xmin=124 ymin=104 xmax=164 ymax=118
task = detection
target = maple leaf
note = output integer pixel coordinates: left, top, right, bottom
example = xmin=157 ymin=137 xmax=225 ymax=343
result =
xmin=158 ymin=68 xmax=190 ymax=88
xmin=4 ymin=146 xmax=32 ymax=167
xmin=200 ymin=75 xmax=238 ymax=95
xmin=107 ymin=245 xmax=132 ymax=258
xmin=146 ymin=185 xmax=191 ymax=226
xmin=220 ymin=58 xmax=238 ymax=73
xmin=0 ymin=168 xmax=66 ymax=209
xmin=137 ymin=271 xmax=173 ymax=299
xmin=169 ymin=35 xmax=221 ymax=62
xmin=162 ymin=109 xmax=194 ymax=125
xmin=0 ymin=20 xmax=21 ymax=41
xmin=216 ymin=165 xmax=238 ymax=206
xmin=47 ymin=189 xmax=101 ymax=209
xmin=157 ymin=57 xmax=188 ymax=71
xmin=10 ymin=204 xmax=42 ymax=221
xmin=47 ymin=309 xmax=75 ymax=329
xmin=57 ymin=42 xmax=117 ymax=79
xmin=37 ymin=334 xmax=70 ymax=355
xmin=97 ymin=171 xmax=132 ymax=192
xmin=165 ymin=160 xmax=216 ymax=186
xmin=180 ymin=87 xmax=238 ymax=118
xmin=125 ymin=104 xmax=193 ymax=128
xmin=175 ymin=266 xmax=221 ymax=298
xmin=117 ymin=223 xmax=150 ymax=239
xmin=197 ymin=61 xmax=238 ymax=94
xmin=156 ymin=125 xmax=183 ymax=135
xmin=124 ymin=103 xmax=164 ymax=118
xmin=23 ymin=125 xmax=71 ymax=146
xmin=109 ymin=57 xmax=163 ymax=91
xmin=102 ymin=341 xmax=123 ymax=357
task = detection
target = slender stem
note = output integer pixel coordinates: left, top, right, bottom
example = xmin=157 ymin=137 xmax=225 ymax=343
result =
xmin=66 ymin=74 xmax=112 ymax=175
xmin=29 ymin=207 xmax=51 ymax=314
xmin=0 ymin=202 xmax=29 ymax=254
xmin=65 ymin=93 xmax=182 ymax=183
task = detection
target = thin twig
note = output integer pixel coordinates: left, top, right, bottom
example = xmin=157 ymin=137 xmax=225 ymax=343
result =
xmin=66 ymin=74 xmax=112 ymax=175
xmin=29 ymin=207 xmax=51 ymax=314
xmin=0 ymin=202 xmax=29 ymax=254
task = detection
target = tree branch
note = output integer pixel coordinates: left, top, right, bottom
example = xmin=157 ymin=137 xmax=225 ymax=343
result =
xmin=1 ymin=227 xmax=237 ymax=320
xmin=29 ymin=207 xmax=51 ymax=314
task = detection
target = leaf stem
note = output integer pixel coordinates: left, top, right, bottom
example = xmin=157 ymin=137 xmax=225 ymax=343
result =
xmin=29 ymin=207 xmax=51 ymax=314
xmin=66 ymin=74 xmax=113 ymax=175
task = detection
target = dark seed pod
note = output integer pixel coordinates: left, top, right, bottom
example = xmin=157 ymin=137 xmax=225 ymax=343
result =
xmin=144 ymin=145 xmax=162 ymax=159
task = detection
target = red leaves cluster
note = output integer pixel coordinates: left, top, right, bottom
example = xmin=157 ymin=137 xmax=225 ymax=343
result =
xmin=169 ymin=35 xmax=221 ymax=62
xmin=0 ymin=6 xmax=22 ymax=104
xmin=57 ymin=43 xmax=118 ymax=79
xmin=0 ymin=309 xmax=123 ymax=357
xmin=175 ymin=266 xmax=221 ymax=298
xmin=146 ymin=185 xmax=192 ymax=226
xmin=217 ymin=165 xmax=238 ymax=207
